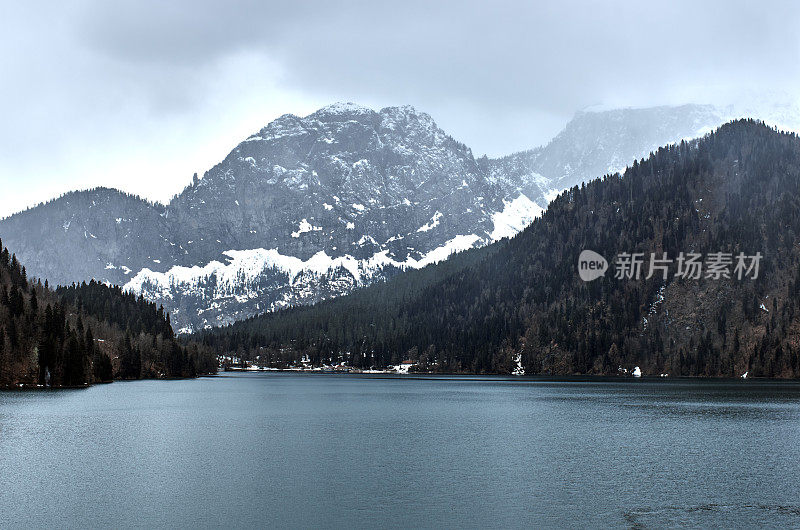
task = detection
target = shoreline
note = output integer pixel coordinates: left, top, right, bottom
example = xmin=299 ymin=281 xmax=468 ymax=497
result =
xmin=4 ymin=370 xmax=796 ymax=390
xmin=0 ymin=371 xmax=218 ymax=391
xmin=218 ymin=368 xmax=798 ymax=381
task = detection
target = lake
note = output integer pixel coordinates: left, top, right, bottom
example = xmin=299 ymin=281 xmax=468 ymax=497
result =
xmin=2 ymin=373 xmax=800 ymax=528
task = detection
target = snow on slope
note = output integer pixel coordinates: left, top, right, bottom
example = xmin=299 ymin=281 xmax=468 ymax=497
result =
xmin=489 ymin=194 xmax=544 ymax=240
xmin=124 ymin=234 xmax=481 ymax=309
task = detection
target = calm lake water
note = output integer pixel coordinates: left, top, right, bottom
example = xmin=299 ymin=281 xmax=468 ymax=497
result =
xmin=2 ymin=373 xmax=800 ymax=528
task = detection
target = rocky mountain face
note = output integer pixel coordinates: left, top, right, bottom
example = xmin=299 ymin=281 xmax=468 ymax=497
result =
xmin=0 ymin=102 xmax=748 ymax=332
xmin=169 ymin=103 xmax=505 ymax=265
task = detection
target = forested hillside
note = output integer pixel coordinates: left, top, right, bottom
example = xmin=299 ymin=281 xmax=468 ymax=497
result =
xmin=57 ymin=282 xmax=176 ymax=340
xmin=0 ymin=240 xmax=216 ymax=388
xmin=198 ymin=120 xmax=800 ymax=378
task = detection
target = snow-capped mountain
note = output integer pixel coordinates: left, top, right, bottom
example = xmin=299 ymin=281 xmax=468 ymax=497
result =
xmin=2 ymin=104 xmax=541 ymax=331
xmin=0 ymin=102 xmax=779 ymax=332
xmin=125 ymin=103 xmax=535 ymax=331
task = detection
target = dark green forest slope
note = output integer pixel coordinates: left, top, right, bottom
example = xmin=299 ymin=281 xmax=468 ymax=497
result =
xmin=197 ymin=120 xmax=800 ymax=378
xmin=0 ymin=240 xmax=216 ymax=388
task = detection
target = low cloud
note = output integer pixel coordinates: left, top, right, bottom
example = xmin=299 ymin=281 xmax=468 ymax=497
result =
xmin=1 ymin=0 xmax=798 ymax=216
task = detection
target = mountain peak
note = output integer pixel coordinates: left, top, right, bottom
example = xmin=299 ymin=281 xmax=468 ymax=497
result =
xmin=308 ymin=102 xmax=376 ymax=121
xmin=256 ymin=102 xmax=437 ymax=132
xmin=380 ymin=104 xmax=432 ymax=121
xmin=380 ymin=104 xmax=421 ymax=115
xmin=306 ymin=102 xmax=436 ymax=127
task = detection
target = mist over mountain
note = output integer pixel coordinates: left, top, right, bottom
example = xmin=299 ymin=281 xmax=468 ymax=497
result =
xmin=0 ymin=102 xmax=779 ymax=332
xmin=495 ymin=104 xmax=723 ymax=190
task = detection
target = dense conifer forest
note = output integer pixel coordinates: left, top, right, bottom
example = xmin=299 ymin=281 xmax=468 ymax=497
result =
xmin=0 ymin=240 xmax=216 ymax=388
xmin=197 ymin=120 xmax=800 ymax=377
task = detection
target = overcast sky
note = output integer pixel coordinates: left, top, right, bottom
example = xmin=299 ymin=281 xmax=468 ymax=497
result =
xmin=1 ymin=0 xmax=799 ymax=218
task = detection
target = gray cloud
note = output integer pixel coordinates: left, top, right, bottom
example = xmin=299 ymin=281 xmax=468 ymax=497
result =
xmin=1 ymin=0 xmax=799 ymax=217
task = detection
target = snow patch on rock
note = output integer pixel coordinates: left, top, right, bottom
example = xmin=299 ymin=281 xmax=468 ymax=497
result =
xmin=417 ymin=211 xmax=442 ymax=232
xmin=489 ymin=193 xmax=544 ymax=240
xmin=291 ymin=219 xmax=322 ymax=238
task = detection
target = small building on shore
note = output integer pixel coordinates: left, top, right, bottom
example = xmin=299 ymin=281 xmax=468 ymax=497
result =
xmin=396 ymin=360 xmax=416 ymax=374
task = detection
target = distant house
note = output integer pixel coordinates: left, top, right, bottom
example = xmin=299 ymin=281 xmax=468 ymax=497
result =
xmin=397 ymin=360 xmax=416 ymax=374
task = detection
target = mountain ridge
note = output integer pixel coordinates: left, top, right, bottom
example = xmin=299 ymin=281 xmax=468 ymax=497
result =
xmin=0 ymin=102 xmax=783 ymax=332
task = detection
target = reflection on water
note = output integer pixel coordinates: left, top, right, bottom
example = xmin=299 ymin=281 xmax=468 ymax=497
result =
xmin=2 ymin=373 xmax=800 ymax=528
